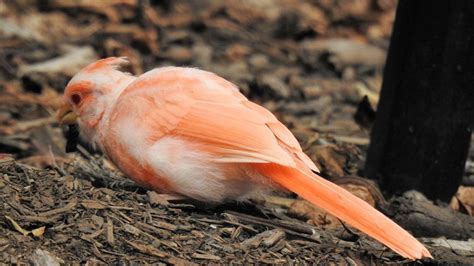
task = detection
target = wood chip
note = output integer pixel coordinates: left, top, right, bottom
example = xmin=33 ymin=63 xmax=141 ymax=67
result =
xmin=83 ymin=228 xmax=104 ymax=240
xmin=154 ymin=221 xmax=178 ymax=232
xmin=37 ymin=198 xmax=77 ymax=216
xmin=126 ymin=241 xmax=168 ymax=258
xmin=123 ymin=224 xmax=141 ymax=236
xmin=81 ymin=200 xmax=107 ymax=209
xmin=106 ymin=217 xmax=115 ymax=245
xmin=263 ymin=230 xmax=286 ymax=247
xmin=137 ymin=222 xmax=170 ymax=238
xmin=191 ymin=252 xmax=221 ymax=260
xmin=167 ymin=257 xmax=198 ymax=266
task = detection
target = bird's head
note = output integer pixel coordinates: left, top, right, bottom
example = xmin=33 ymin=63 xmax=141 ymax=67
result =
xmin=57 ymin=57 xmax=135 ymax=145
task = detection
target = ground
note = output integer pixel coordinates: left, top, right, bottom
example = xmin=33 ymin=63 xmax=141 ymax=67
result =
xmin=0 ymin=0 xmax=473 ymax=264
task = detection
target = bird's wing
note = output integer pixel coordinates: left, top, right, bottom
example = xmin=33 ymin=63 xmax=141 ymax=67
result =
xmin=116 ymin=67 xmax=318 ymax=172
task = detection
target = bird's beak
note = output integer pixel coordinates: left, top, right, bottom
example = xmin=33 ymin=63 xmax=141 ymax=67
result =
xmin=57 ymin=104 xmax=77 ymax=126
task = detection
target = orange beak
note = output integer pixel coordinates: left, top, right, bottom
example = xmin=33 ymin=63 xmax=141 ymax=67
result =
xmin=57 ymin=104 xmax=77 ymax=126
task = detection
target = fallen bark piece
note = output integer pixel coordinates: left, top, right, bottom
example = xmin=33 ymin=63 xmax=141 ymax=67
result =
xmin=391 ymin=191 xmax=474 ymax=239
xmin=422 ymin=238 xmax=474 ymax=256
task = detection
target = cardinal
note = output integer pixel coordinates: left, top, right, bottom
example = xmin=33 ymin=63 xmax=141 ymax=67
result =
xmin=58 ymin=57 xmax=431 ymax=260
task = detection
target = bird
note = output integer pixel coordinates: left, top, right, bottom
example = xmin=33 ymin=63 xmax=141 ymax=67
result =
xmin=57 ymin=57 xmax=432 ymax=260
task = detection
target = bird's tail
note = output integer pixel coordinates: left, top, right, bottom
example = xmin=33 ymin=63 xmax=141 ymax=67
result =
xmin=262 ymin=164 xmax=432 ymax=260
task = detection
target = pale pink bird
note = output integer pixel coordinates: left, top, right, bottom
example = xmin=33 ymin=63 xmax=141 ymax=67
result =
xmin=58 ymin=57 xmax=431 ymax=260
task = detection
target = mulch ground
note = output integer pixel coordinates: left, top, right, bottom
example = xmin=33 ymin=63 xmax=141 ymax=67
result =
xmin=0 ymin=0 xmax=473 ymax=264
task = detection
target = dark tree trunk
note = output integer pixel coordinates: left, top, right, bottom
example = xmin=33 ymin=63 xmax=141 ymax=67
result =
xmin=365 ymin=0 xmax=474 ymax=202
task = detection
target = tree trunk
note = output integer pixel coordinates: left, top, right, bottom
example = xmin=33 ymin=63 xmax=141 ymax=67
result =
xmin=365 ymin=0 xmax=474 ymax=202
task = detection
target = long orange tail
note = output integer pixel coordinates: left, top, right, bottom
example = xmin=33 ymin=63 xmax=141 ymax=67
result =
xmin=262 ymin=164 xmax=432 ymax=260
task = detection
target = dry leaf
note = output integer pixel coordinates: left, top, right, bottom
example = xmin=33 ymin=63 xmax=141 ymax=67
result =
xmin=333 ymin=176 xmax=386 ymax=207
xmin=450 ymin=186 xmax=474 ymax=216
xmin=31 ymin=226 xmax=46 ymax=237
xmin=312 ymin=145 xmax=347 ymax=178
xmin=5 ymin=215 xmax=30 ymax=236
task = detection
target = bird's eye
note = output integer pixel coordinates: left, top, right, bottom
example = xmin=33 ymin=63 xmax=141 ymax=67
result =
xmin=71 ymin=93 xmax=82 ymax=105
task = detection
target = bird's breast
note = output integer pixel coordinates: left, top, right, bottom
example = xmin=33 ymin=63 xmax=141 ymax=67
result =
xmin=102 ymin=131 xmax=175 ymax=193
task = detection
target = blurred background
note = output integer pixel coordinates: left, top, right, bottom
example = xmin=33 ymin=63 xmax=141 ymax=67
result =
xmin=1 ymin=0 xmax=473 ymax=264
xmin=0 ymin=0 xmax=396 ymax=170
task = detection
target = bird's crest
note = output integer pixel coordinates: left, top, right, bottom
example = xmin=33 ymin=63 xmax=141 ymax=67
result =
xmin=66 ymin=57 xmax=134 ymax=95
xmin=82 ymin=57 xmax=131 ymax=74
